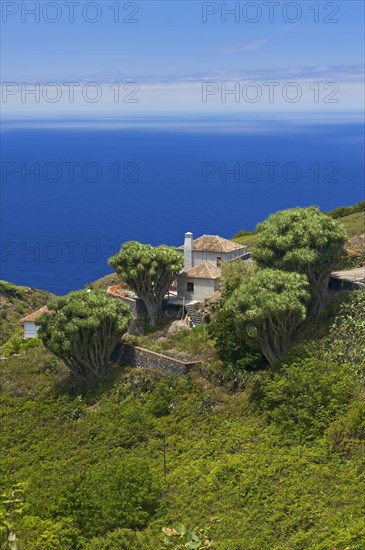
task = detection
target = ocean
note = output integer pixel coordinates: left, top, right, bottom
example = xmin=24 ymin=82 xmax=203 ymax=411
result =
xmin=1 ymin=116 xmax=364 ymax=294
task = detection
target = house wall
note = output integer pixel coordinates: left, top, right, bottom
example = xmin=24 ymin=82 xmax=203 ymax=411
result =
xmin=23 ymin=322 xmax=39 ymax=339
xmin=178 ymin=249 xmax=247 ymax=267
xmin=192 ymin=249 xmax=247 ymax=266
xmin=177 ymin=276 xmax=217 ymax=301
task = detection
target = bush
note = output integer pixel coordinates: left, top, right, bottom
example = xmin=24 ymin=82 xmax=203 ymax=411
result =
xmin=259 ymin=357 xmax=355 ymax=440
xmin=3 ymin=336 xmax=23 ymax=357
xmin=58 ymin=457 xmax=161 ymax=538
xmin=327 ymin=401 xmax=365 ymax=454
xmin=21 ymin=338 xmax=42 ymax=351
xmin=324 ymin=290 xmax=365 ymax=372
xmin=232 ymin=229 xmax=255 ymax=239
xmin=327 ymin=201 xmax=365 ymax=219
xmin=85 ymin=529 xmax=142 ymax=550
xmin=86 ymin=528 xmax=158 ymax=549
xmin=17 ymin=516 xmax=84 ymax=550
xmin=208 ymin=307 xmax=263 ymax=391
xmin=0 ymin=280 xmax=22 ymax=298
xmin=147 ymin=379 xmax=176 ymax=417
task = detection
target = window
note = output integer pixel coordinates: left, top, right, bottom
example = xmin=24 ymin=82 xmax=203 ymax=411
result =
xmin=187 ymin=282 xmax=194 ymax=292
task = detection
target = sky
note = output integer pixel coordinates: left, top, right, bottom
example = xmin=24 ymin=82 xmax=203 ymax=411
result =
xmin=1 ymin=0 xmax=364 ymax=117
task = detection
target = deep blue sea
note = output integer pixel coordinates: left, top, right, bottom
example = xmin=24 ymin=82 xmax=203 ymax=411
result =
xmin=1 ymin=116 xmax=364 ymax=294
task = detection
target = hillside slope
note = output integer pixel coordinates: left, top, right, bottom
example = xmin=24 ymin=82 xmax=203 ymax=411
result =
xmin=1 ymin=289 xmax=364 ymax=549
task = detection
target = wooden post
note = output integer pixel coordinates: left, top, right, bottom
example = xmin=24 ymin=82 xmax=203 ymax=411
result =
xmin=163 ymin=434 xmax=167 ymax=478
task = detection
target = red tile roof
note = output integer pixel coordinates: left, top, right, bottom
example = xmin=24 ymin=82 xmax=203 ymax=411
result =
xmin=178 ymin=234 xmax=246 ymax=253
xmin=179 ymin=261 xmax=222 ymax=279
xmin=20 ymin=306 xmax=49 ymax=323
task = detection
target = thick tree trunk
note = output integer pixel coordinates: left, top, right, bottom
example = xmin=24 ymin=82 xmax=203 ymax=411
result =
xmin=139 ymin=293 xmax=163 ymax=328
xmin=309 ymin=273 xmax=330 ymax=317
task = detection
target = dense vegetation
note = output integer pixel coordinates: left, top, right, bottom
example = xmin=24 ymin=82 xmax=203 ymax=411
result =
xmin=326 ymin=201 xmax=365 ymax=219
xmin=1 ymin=290 xmax=364 ymax=548
xmin=1 ymin=203 xmax=364 ymax=549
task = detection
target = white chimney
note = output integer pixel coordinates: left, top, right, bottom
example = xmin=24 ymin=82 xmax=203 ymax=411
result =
xmin=184 ymin=232 xmax=193 ymax=269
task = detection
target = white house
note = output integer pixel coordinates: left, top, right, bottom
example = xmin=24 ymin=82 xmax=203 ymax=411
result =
xmin=177 ymin=232 xmax=248 ymax=269
xmin=177 ymin=261 xmax=221 ymax=301
xmin=176 ymin=232 xmax=248 ymax=302
xmin=20 ymin=306 xmax=48 ymax=339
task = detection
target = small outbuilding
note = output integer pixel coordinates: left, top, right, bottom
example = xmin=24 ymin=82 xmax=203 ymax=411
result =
xmin=20 ymin=306 xmax=48 ymax=339
xmin=176 ymin=261 xmax=221 ymax=301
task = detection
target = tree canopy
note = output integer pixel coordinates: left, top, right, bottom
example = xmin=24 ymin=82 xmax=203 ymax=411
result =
xmin=252 ymin=206 xmax=347 ymax=314
xmin=220 ymin=258 xmax=256 ymax=298
xmin=224 ymin=269 xmax=310 ymax=369
xmin=38 ymin=290 xmax=131 ymax=378
xmin=108 ymin=241 xmax=184 ymax=327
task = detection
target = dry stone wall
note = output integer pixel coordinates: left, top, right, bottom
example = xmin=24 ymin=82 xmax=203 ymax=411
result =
xmin=115 ymin=343 xmax=199 ymax=376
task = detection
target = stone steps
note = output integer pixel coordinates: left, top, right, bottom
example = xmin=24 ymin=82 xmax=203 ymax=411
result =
xmin=185 ymin=304 xmax=204 ymax=327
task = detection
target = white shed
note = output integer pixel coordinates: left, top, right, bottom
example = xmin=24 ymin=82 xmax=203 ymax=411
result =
xmin=20 ymin=306 xmax=48 ymax=339
xmin=177 ymin=261 xmax=221 ymax=302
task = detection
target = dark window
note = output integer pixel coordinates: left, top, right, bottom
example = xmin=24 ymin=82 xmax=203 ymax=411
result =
xmin=187 ymin=282 xmax=194 ymax=292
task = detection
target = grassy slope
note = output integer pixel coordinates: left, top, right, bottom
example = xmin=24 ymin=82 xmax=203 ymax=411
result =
xmin=232 ymin=232 xmax=258 ymax=249
xmin=125 ymin=321 xmax=219 ymax=362
xmin=1 ymin=291 xmax=364 ymax=549
xmin=339 ymin=211 xmax=365 ymax=257
xmin=85 ymin=272 xmax=120 ymax=290
xmin=339 ymin=210 xmax=365 ymax=238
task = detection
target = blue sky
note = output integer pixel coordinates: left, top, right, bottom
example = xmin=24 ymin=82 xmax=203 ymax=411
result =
xmin=1 ymin=0 xmax=364 ymax=116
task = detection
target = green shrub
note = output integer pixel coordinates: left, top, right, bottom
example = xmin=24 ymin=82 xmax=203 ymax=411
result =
xmin=324 ymin=290 xmax=365 ymax=372
xmin=85 ymin=529 xmax=141 ymax=550
xmin=327 ymin=401 xmax=365 ymax=454
xmin=0 ymin=483 xmax=27 ymax=549
xmin=117 ymin=400 xmax=151 ymax=447
xmin=0 ymin=280 xmax=22 ymax=298
xmin=327 ymin=201 xmax=365 ymax=219
xmin=2 ymin=335 xmax=23 ymax=357
xmin=57 ymin=457 xmax=161 ymax=538
xmin=21 ymin=338 xmax=42 ymax=351
xmin=208 ymin=307 xmax=263 ymax=391
xmin=259 ymin=357 xmax=355 ymax=440
xmin=147 ymin=380 xmax=176 ymax=417
xmin=17 ymin=516 xmax=84 ymax=550
xmin=86 ymin=528 xmax=158 ymax=549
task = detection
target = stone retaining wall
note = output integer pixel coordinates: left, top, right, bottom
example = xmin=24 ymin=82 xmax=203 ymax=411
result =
xmin=329 ymin=276 xmax=365 ymax=291
xmin=114 ymin=343 xmax=199 ymax=376
xmin=120 ymin=296 xmax=146 ymax=316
